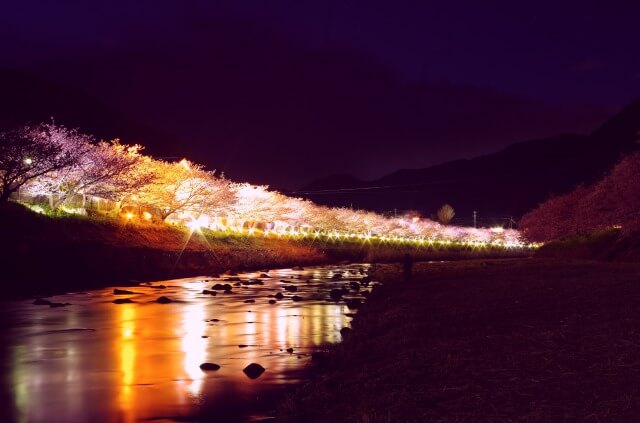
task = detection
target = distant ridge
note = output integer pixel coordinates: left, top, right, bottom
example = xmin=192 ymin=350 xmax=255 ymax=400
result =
xmin=299 ymin=97 xmax=640 ymax=225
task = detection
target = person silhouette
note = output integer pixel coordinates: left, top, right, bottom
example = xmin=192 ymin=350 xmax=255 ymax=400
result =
xmin=403 ymin=253 xmax=413 ymax=282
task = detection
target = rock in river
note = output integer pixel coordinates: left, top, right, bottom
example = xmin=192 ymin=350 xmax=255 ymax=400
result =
xmin=212 ymin=283 xmax=232 ymax=291
xmin=113 ymin=289 xmax=135 ymax=295
xmin=199 ymin=362 xmax=221 ymax=371
xmin=345 ymin=299 xmax=362 ymax=309
xmin=156 ymin=296 xmax=173 ymax=304
xmin=243 ymin=363 xmax=265 ymax=379
xmin=329 ymin=288 xmax=347 ymax=300
xmin=113 ymin=298 xmax=134 ymax=304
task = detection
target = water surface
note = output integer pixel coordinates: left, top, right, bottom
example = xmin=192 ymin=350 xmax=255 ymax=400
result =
xmin=0 ymin=264 xmax=376 ymax=422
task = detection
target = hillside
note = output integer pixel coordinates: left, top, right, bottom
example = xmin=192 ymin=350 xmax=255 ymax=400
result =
xmin=300 ymin=98 xmax=640 ymax=224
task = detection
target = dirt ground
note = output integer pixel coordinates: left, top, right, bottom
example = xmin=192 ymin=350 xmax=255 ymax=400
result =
xmin=278 ymin=258 xmax=640 ymax=422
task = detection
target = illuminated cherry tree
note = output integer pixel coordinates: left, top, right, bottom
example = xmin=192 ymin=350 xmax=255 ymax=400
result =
xmin=133 ymin=159 xmax=235 ymax=221
xmin=0 ymin=123 xmax=85 ymax=203
xmin=27 ymin=140 xmax=154 ymax=209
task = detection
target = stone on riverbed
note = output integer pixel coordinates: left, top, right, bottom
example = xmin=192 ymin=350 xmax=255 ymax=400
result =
xmin=329 ymin=288 xmax=347 ymax=300
xmin=345 ymin=299 xmax=362 ymax=309
xmin=113 ymin=298 xmax=134 ymax=304
xmin=113 ymin=289 xmax=135 ymax=295
xmin=291 ymin=295 xmax=303 ymax=302
xmin=199 ymin=362 xmax=221 ymax=371
xmin=156 ymin=296 xmax=173 ymax=304
xmin=268 ymin=299 xmax=276 ymax=304
xmin=284 ymin=285 xmax=298 ymax=292
xmin=274 ymin=292 xmax=284 ymax=300
xmin=212 ymin=283 xmax=232 ymax=291
xmin=243 ymin=363 xmax=265 ymax=379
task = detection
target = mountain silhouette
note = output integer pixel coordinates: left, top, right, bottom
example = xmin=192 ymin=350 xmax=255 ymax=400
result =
xmin=299 ymin=98 xmax=640 ymax=226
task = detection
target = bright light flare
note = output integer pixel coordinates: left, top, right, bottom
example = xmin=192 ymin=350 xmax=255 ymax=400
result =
xmin=187 ymin=216 xmax=210 ymax=231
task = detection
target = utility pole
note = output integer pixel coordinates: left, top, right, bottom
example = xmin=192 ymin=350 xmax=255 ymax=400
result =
xmin=473 ymin=211 xmax=477 ymax=228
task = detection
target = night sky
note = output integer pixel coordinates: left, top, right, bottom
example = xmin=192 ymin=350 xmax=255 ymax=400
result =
xmin=2 ymin=1 xmax=639 ymax=188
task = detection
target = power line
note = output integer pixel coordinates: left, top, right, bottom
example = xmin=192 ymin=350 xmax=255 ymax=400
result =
xmin=289 ymin=179 xmax=461 ymax=195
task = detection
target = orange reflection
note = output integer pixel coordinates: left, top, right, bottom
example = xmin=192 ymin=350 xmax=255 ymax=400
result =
xmin=181 ymin=302 xmax=207 ymax=396
xmin=118 ymin=304 xmax=136 ymax=423
xmin=8 ymin=268 xmax=366 ymax=422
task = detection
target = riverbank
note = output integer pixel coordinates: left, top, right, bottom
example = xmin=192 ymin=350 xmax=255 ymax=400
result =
xmin=278 ymin=258 xmax=640 ymax=421
xmin=1 ymin=203 xmax=528 ymax=298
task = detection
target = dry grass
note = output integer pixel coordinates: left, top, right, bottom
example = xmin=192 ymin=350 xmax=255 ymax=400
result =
xmin=278 ymin=259 xmax=640 ymax=422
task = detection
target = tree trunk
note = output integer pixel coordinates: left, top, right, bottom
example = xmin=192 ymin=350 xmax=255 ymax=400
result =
xmin=0 ymin=187 xmax=12 ymax=203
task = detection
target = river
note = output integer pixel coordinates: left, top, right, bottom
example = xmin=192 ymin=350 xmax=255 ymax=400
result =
xmin=0 ymin=264 xmax=377 ymax=423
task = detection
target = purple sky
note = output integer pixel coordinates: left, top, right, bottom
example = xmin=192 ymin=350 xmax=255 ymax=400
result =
xmin=1 ymin=1 xmax=638 ymax=187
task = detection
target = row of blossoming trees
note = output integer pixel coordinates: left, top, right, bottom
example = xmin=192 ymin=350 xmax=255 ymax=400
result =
xmin=519 ymin=150 xmax=640 ymax=242
xmin=0 ymin=122 xmax=523 ymax=244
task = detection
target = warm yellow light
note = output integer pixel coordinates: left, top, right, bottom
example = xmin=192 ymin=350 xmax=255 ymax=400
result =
xmin=143 ymin=212 xmax=152 ymax=220
xmin=23 ymin=158 xmax=33 ymax=165
xmin=125 ymin=212 xmax=134 ymax=220
xmin=179 ymin=158 xmax=190 ymax=170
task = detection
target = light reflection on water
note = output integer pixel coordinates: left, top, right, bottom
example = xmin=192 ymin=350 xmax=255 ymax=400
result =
xmin=0 ymin=264 xmax=375 ymax=423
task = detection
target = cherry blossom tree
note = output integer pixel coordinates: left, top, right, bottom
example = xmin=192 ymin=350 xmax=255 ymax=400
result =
xmin=26 ymin=140 xmax=155 ymax=209
xmin=0 ymin=123 xmax=85 ymax=204
xmin=520 ymin=150 xmax=640 ymax=241
xmin=133 ymin=159 xmax=235 ymax=221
